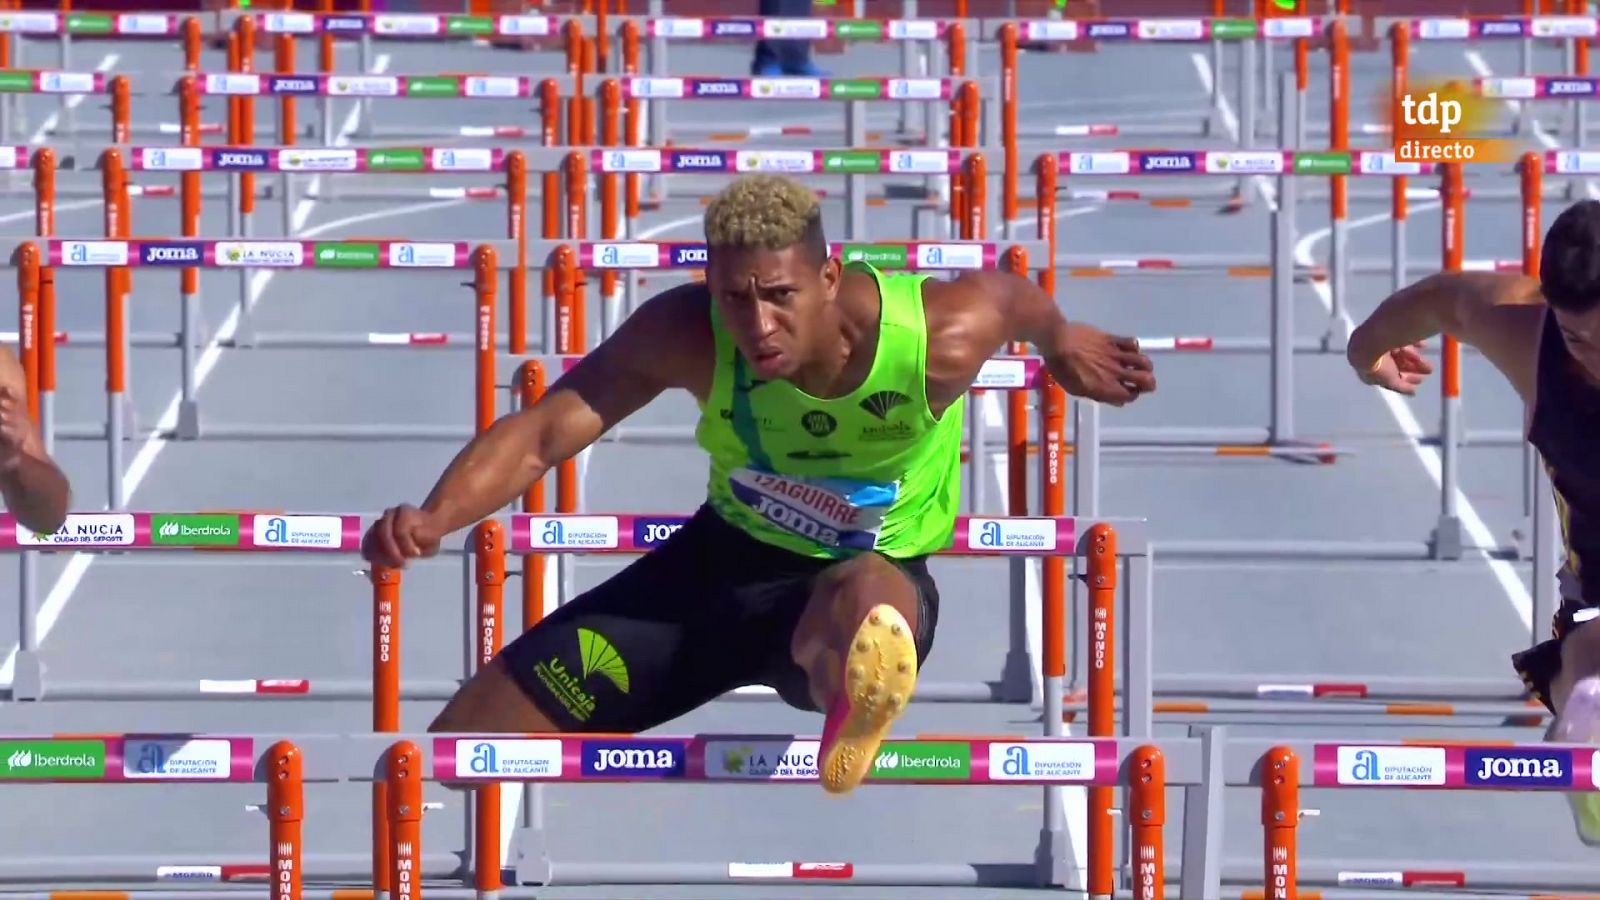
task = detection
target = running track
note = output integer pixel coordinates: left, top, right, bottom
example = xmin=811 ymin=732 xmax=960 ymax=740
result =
xmin=0 ymin=17 xmax=1589 ymax=900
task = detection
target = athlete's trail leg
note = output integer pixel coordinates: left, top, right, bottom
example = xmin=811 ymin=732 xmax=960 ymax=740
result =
xmin=1547 ymin=619 xmax=1600 ymax=844
xmin=792 ymin=554 xmax=922 ymax=794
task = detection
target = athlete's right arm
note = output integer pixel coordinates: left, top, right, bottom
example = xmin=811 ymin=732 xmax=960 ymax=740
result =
xmin=1346 ymin=270 xmax=1545 ymax=402
xmin=362 ymin=283 xmax=713 ymax=567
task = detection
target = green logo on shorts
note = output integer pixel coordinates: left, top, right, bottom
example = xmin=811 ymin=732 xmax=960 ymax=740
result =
xmin=533 ymin=628 xmax=629 ymax=723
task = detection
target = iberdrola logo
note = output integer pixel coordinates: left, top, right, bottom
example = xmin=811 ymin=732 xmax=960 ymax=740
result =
xmin=578 ymin=628 xmax=629 ymax=694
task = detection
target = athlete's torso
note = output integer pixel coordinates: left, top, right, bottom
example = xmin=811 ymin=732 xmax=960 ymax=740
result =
xmin=693 ymin=261 xmax=965 ymax=560
xmin=1527 ymin=307 xmax=1600 ymax=603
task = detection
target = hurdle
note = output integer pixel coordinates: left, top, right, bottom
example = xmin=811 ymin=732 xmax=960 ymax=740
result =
xmin=6 ymin=238 xmax=526 ymax=514
xmin=980 ymin=12 xmax=1316 ymax=146
xmin=610 ymin=4 xmax=964 ymax=151
xmin=0 ymin=510 xmax=1151 ymax=894
xmin=1033 ymin=76 xmax=1349 ymax=473
xmin=30 ymin=8 xmax=582 ymax=144
xmin=1297 ymin=10 xmax=1600 ymax=153
xmin=9 ymin=729 xmax=1598 ymax=897
xmin=0 ymin=11 xmax=206 ymax=142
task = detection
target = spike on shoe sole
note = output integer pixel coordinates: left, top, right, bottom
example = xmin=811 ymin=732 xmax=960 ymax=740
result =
xmin=819 ymin=604 xmax=919 ymax=795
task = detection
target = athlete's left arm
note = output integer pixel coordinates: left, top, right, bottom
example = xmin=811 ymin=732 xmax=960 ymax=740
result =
xmin=922 ymin=269 xmax=1156 ymax=409
xmin=0 ymin=345 xmax=69 ymax=534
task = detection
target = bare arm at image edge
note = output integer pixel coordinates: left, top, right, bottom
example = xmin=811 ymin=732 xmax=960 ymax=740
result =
xmin=1347 ymin=271 xmax=1545 ymax=403
xmin=0 ymin=345 xmax=70 ymax=534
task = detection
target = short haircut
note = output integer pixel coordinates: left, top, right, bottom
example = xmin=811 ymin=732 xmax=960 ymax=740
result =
xmin=703 ymin=174 xmax=828 ymax=266
xmin=1541 ymin=199 xmax=1600 ymax=314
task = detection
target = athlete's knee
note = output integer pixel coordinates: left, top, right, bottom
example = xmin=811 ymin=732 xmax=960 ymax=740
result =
xmin=813 ymin=555 xmax=918 ymax=627
xmin=794 ymin=555 xmax=918 ymax=663
xmin=428 ymin=657 xmax=564 ymax=790
xmin=1550 ymin=619 xmax=1600 ymax=714
xmin=1563 ymin=620 xmax=1600 ymax=675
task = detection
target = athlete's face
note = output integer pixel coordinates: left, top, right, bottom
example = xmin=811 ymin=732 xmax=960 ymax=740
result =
xmin=708 ymin=244 xmax=841 ymax=381
xmin=1554 ymin=304 xmax=1600 ymax=382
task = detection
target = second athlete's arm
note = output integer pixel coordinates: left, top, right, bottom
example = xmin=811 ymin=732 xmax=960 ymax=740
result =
xmin=1347 ymin=271 xmax=1545 ymax=402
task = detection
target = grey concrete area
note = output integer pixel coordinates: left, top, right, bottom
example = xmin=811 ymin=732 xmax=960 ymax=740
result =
xmin=0 ymin=17 xmax=1597 ymax=900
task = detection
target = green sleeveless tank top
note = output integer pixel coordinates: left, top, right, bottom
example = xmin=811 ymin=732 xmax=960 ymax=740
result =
xmin=694 ymin=261 xmax=965 ymax=560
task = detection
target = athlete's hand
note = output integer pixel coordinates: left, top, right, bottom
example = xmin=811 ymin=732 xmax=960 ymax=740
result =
xmin=1052 ymin=323 xmax=1156 ymax=406
xmin=1354 ymin=342 xmax=1433 ymax=396
xmin=362 ymin=503 xmax=445 ymax=570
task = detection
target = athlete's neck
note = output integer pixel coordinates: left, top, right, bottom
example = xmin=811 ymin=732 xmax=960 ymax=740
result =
xmin=790 ymin=269 xmax=881 ymax=398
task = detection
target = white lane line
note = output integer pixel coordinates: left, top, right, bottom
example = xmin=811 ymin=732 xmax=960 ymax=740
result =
xmin=1187 ymin=53 xmax=1535 ymax=629
xmin=0 ymin=53 xmax=395 ymax=687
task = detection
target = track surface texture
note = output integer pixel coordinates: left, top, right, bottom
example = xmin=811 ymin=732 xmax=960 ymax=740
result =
xmin=1 ymin=1 xmax=1594 ymax=898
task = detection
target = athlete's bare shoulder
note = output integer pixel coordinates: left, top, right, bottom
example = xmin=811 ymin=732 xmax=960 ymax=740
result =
xmin=580 ymin=279 xmax=716 ymax=403
xmin=1444 ymin=271 xmax=1545 ymax=403
xmin=917 ymin=270 xmax=1017 ymax=408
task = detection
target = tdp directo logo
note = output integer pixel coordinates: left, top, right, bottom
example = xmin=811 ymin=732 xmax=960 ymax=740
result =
xmin=581 ymin=740 xmax=685 ymax=778
xmin=1464 ymin=748 xmax=1571 ymax=787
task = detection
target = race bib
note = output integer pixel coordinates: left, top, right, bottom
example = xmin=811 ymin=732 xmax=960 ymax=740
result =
xmin=729 ymin=467 xmax=898 ymax=550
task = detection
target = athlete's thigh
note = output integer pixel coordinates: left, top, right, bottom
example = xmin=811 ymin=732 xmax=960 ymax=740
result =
xmin=757 ymin=552 xmax=943 ymax=712
xmin=495 ymin=507 xmax=743 ymax=732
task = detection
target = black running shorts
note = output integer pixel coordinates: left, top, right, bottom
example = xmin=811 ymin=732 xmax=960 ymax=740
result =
xmin=497 ymin=504 xmax=941 ymax=733
xmin=1513 ymin=594 xmax=1600 ymax=713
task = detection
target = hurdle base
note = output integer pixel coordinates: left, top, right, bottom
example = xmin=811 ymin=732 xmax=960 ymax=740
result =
xmin=1160 ymin=857 xmax=1600 ymax=893
xmin=1040 ymin=825 xmax=1077 ymax=889
xmin=534 ymin=861 xmax=1036 ymax=887
xmin=1151 ymin=539 xmax=1436 ymax=561
xmin=508 ymin=816 xmax=554 ymax=886
xmin=999 ymin=647 xmax=1037 ymax=704
xmin=176 ymin=399 xmax=200 ymax=441
xmin=1152 ymin=672 xmax=1534 ymax=702
xmin=0 ymin=851 xmax=463 ymax=884
xmin=153 ymin=423 xmax=475 ymax=442
xmin=8 ymin=650 xmax=43 ymax=701
xmin=4 ymin=678 xmax=464 ymax=703
xmin=1431 ymin=514 xmax=1463 ymax=561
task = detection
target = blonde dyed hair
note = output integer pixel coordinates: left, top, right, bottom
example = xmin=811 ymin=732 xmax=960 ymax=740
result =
xmin=703 ymin=174 xmax=825 ymax=258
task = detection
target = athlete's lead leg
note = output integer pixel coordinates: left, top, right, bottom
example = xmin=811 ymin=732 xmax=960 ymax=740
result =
xmin=791 ymin=554 xmax=924 ymax=795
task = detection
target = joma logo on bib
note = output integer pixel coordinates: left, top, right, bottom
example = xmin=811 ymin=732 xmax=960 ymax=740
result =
xmin=729 ymin=469 xmax=896 ymax=550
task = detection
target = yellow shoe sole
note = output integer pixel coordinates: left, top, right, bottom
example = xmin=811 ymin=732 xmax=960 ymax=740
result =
xmin=819 ymin=604 xmax=919 ymax=795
